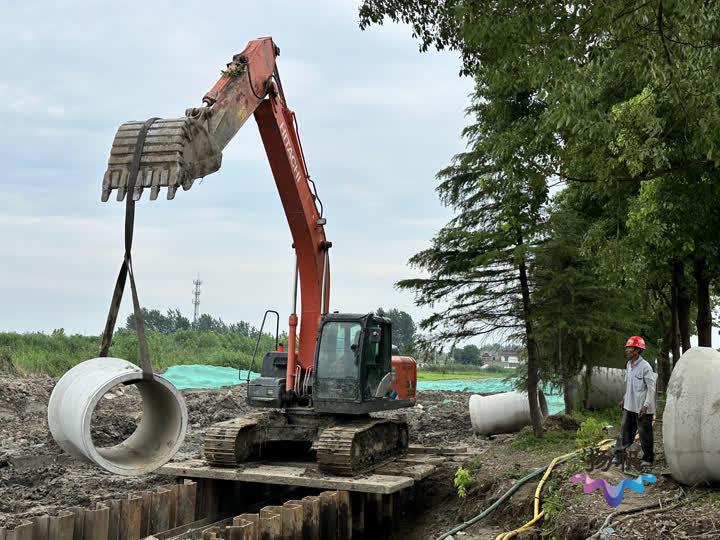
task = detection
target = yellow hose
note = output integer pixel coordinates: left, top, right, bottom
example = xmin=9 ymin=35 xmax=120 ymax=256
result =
xmin=495 ymin=438 xmax=615 ymax=540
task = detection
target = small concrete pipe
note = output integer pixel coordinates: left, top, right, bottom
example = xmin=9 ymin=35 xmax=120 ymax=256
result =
xmin=48 ymin=357 xmax=187 ymax=476
xmin=468 ymin=391 xmax=548 ymax=435
xmin=663 ymin=347 xmax=720 ymax=486
xmin=573 ymin=367 xmax=626 ymax=410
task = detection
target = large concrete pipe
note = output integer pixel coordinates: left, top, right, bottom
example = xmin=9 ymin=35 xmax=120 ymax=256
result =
xmin=468 ymin=391 xmax=548 ymax=435
xmin=572 ymin=367 xmax=626 ymax=410
xmin=663 ymin=347 xmax=720 ymax=486
xmin=48 ymin=357 xmax=187 ymax=476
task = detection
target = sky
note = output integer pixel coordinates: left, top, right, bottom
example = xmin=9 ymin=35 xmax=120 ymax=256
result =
xmin=0 ymin=1 xmax=476 ymax=338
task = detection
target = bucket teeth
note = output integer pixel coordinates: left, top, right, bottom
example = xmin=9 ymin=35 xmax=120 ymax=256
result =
xmin=101 ymin=117 xmax=222 ymax=202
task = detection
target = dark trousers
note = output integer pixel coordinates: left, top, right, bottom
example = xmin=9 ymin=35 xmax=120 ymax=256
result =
xmin=615 ymin=409 xmax=654 ymax=463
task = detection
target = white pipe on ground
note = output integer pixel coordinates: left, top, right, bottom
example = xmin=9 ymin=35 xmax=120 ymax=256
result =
xmin=663 ymin=347 xmax=720 ymax=486
xmin=468 ymin=390 xmax=548 ymax=435
xmin=48 ymin=357 xmax=187 ymax=476
xmin=572 ymin=367 xmax=626 ymax=410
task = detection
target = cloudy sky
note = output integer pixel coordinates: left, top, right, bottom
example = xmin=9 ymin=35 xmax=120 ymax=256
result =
xmin=0 ymin=1 xmax=475 ymax=337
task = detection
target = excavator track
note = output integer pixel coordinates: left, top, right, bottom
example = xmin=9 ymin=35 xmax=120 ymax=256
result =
xmin=203 ymin=417 xmax=260 ymax=467
xmin=314 ymin=419 xmax=409 ymax=476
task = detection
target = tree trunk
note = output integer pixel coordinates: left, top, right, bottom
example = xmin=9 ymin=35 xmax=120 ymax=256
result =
xmin=560 ymin=330 xmax=574 ymax=415
xmin=562 ymin=377 xmax=574 ymax=415
xmin=694 ymin=255 xmax=712 ymax=347
xmin=657 ymin=323 xmax=671 ymax=392
xmin=673 ymin=260 xmax=692 ymax=352
xmin=517 ymin=232 xmax=543 ymax=437
xmin=670 ymin=274 xmax=681 ymax=371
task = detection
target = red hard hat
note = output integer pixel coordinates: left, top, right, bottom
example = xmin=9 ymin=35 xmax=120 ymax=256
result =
xmin=625 ymin=336 xmax=646 ymax=350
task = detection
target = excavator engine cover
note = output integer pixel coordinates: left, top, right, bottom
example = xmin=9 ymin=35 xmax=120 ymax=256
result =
xmin=102 ymin=116 xmax=222 ymax=202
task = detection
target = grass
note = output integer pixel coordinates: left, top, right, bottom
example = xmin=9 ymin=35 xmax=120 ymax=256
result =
xmin=0 ymin=329 xmax=276 ymax=377
xmin=511 ymin=429 xmax=577 ymax=453
xmin=417 ymin=371 xmax=507 ymax=380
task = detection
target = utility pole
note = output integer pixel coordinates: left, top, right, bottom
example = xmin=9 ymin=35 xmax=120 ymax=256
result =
xmin=192 ymin=277 xmax=202 ymax=324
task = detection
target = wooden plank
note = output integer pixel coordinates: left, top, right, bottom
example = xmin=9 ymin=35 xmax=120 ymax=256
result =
xmin=107 ymin=499 xmax=121 ymax=540
xmin=319 ymin=492 xmax=338 ymax=540
xmin=82 ymin=505 xmax=109 ymax=540
xmin=165 ymin=485 xmax=178 ymax=529
xmin=176 ymin=481 xmax=197 ymax=526
xmin=281 ymin=502 xmax=303 ymax=540
xmin=372 ymin=462 xmax=436 ymax=481
xmin=350 ymin=492 xmax=365 ymax=539
xmin=149 ymin=488 xmax=172 ymax=534
xmin=396 ymin=454 xmax=446 ymax=466
xmin=258 ymin=509 xmax=281 ymax=540
xmin=119 ymin=495 xmax=142 ymax=540
xmin=381 ymin=494 xmax=393 ymax=531
xmin=365 ymin=494 xmax=382 ymax=536
xmin=301 ymin=496 xmax=320 ymax=540
xmin=336 ymin=492 xmax=351 ymax=540
xmin=200 ymin=526 xmax=220 ymax=540
xmin=67 ymin=507 xmax=84 ymax=540
xmin=148 ymin=515 xmax=227 ymax=540
xmin=158 ymin=461 xmax=413 ymax=494
xmin=226 ymin=523 xmax=257 ymax=540
xmin=138 ymin=491 xmax=153 ymax=538
xmin=231 ymin=515 xmax=258 ymax=540
xmin=32 ymin=515 xmax=49 ymax=540
xmin=233 ymin=514 xmax=259 ymax=528
xmin=48 ymin=512 xmax=74 ymax=540
xmin=6 ymin=521 xmax=32 ymax=540
xmin=407 ymin=445 xmax=468 ymax=456
xmin=195 ymin=479 xmax=219 ymax=519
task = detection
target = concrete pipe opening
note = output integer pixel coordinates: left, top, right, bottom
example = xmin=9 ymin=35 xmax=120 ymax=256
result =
xmin=48 ymin=357 xmax=187 ymax=476
xmin=468 ymin=390 xmax=548 ymax=436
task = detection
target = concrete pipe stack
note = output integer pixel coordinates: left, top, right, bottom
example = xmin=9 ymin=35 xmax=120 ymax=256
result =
xmin=48 ymin=357 xmax=188 ymax=476
xmin=663 ymin=347 xmax=720 ymax=486
xmin=468 ymin=390 xmax=548 ymax=435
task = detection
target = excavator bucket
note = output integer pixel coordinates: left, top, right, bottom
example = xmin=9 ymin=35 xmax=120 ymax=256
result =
xmin=101 ymin=116 xmax=222 ymax=201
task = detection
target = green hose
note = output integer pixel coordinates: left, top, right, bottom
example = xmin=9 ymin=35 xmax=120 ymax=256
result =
xmin=435 ymin=454 xmax=576 ymax=540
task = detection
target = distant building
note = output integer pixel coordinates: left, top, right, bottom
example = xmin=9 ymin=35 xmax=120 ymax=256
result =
xmin=499 ymin=350 xmax=522 ymax=368
xmin=480 ymin=350 xmax=524 ymax=368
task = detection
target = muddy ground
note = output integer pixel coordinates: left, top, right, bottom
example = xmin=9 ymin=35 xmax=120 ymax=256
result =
xmin=1 ymin=374 xmax=719 ymax=539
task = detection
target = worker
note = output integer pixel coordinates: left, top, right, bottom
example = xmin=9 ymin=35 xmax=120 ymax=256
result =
xmin=614 ymin=335 xmax=656 ymax=467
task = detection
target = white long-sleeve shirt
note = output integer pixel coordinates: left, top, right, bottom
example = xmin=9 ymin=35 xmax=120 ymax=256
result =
xmin=623 ymin=356 xmax=656 ymax=414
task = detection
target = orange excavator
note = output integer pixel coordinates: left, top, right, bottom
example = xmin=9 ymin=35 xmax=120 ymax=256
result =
xmin=101 ymin=37 xmax=417 ymax=475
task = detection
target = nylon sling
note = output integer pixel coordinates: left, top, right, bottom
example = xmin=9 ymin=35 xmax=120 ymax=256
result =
xmin=98 ymin=117 xmax=159 ymax=378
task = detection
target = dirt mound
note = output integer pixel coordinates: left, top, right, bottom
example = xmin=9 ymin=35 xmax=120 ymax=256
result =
xmin=1 ymin=374 xmax=480 ymax=526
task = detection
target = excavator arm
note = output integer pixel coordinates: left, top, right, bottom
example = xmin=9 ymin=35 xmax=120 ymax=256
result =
xmin=101 ymin=37 xmax=329 ymax=393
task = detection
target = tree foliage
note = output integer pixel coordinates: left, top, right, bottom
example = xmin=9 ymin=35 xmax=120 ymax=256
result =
xmin=376 ymin=307 xmax=417 ymax=353
xmin=360 ymin=0 xmax=720 ymax=417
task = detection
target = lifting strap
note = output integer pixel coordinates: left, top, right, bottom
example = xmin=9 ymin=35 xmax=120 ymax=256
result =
xmin=98 ymin=117 xmax=159 ymax=378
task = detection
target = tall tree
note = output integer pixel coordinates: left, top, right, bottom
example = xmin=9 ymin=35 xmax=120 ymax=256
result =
xmin=396 ymin=78 xmax=551 ymax=435
xmin=376 ymin=307 xmax=417 ymax=353
xmin=360 ymin=0 xmax=720 ymax=352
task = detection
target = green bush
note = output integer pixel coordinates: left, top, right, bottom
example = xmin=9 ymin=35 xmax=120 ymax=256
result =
xmin=575 ymin=417 xmax=607 ymax=448
xmin=454 ymin=467 xmax=474 ymax=498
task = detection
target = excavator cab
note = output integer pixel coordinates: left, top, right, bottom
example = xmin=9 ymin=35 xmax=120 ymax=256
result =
xmin=247 ymin=313 xmax=415 ymax=414
xmin=312 ymin=313 xmax=414 ymax=414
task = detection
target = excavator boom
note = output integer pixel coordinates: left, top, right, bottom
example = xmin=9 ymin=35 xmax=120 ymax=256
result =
xmin=101 ymin=37 xmax=328 ymax=392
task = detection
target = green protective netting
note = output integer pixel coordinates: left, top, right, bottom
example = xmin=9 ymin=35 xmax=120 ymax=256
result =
xmin=417 ymin=379 xmax=565 ymax=415
xmin=161 ymin=364 xmax=258 ymax=390
xmin=160 ymin=365 xmax=565 ymax=414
